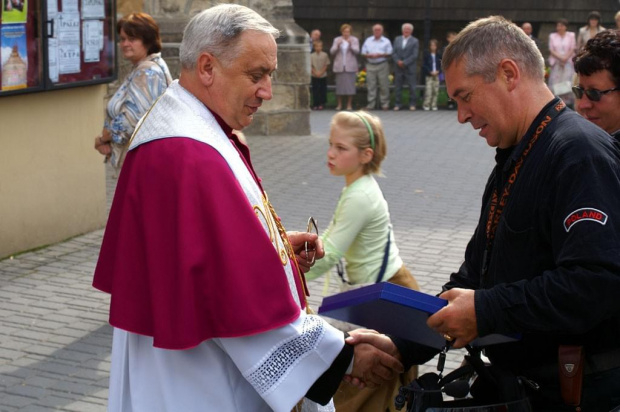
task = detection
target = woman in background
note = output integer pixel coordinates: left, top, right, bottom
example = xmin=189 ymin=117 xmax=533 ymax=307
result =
xmin=548 ymin=18 xmax=576 ymax=106
xmin=94 ymin=13 xmax=172 ymax=172
xmin=330 ymin=24 xmax=360 ymax=111
xmin=576 ymin=11 xmax=605 ymax=51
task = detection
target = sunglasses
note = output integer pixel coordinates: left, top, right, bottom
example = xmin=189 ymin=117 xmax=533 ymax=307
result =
xmin=305 ymin=217 xmax=319 ymax=265
xmin=572 ymin=85 xmax=620 ymax=102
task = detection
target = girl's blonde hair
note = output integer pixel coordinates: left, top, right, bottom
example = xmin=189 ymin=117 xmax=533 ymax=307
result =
xmin=330 ymin=111 xmax=386 ymax=175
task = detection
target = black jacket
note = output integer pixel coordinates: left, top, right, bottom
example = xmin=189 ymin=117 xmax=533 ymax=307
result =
xmin=397 ymin=100 xmax=620 ymax=381
xmin=421 ymin=51 xmax=442 ymax=78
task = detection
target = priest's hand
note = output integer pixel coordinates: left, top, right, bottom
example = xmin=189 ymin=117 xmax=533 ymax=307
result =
xmin=287 ymin=231 xmax=324 ymax=273
xmin=345 ymin=329 xmax=403 ymax=388
xmin=427 ymin=288 xmax=478 ymax=349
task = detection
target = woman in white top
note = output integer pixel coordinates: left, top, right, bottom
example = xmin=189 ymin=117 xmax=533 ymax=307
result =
xmin=548 ymin=18 xmax=576 ymax=106
xmin=576 ymin=11 xmax=606 ymax=52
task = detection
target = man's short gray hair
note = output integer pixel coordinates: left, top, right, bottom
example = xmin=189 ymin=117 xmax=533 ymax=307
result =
xmin=442 ymin=16 xmax=544 ymax=83
xmin=402 ymin=23 xmax=413 ymax=32
xmin=179 ymin=4 xmax=280 ymax=70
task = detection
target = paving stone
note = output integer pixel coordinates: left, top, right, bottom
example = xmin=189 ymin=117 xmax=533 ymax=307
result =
xmin=0 ymin=392 xmax=35 ymax=407
xmin=62 ymin=399 xmax=107 ymax=411
xmin=22 ymin=344 xmax=65 ymax=357
xmin=51 ymin=380 xmax=102 ymax=396
xmin=22 ymin=376 xmax=60 ymax=389
xmin=19 ymin=404 xmax=54 ymax=412
xmin=0 ymin=374 xmax=22 ymax=389
xmin=0 ymin=364 xmax=40 ymax=379
xmin=46 ymin=335 xmax=79 ymax=346
xmin=4 ymin=384 xmax=48 ymax=400
xmin=30 ymin=361 xmax=80 ymax=377
xmin=30 ymin=394 xmax=79 ymax=409
xmin=0 ymin=348 xmax=24 ymax=361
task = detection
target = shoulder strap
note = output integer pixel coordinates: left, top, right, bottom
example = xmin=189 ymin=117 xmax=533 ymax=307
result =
xmin=375 ymin=225 xmax=391 ymax=283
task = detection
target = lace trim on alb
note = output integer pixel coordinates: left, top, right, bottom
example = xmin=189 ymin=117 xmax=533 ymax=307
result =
xmin=246 ymin=316 xmax=324 ymax=395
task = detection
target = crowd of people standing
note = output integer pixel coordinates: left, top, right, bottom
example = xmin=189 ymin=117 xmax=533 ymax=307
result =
xmin=310 ymin=22 xmax=439 ymax=111
xmin=310 ymin=11 xmax=620 ymax=112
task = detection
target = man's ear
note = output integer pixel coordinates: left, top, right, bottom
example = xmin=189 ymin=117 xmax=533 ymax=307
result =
xmin=498 ymin=58 xmax=520 ymax=92
xmin=197 ymin=52 xmax=216 ymax=86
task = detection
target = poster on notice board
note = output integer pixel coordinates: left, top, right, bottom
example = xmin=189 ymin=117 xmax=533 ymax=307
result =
xmin=1 ymin=24 xmax=28 ymax=90
xmin=1 ymin=0 xmax=28 ymax=24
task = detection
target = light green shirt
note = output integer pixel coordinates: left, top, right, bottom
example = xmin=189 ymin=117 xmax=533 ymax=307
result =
xmin=306 ymin=174 xmax=403 ymax=284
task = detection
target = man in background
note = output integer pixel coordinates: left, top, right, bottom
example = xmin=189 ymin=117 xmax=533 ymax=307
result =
xmin=521 ymin=22 xmax=539 ymax=48
xmin=392 ymin=23 xmax=419 ymax=111
xmin=361 ymin=23 xmax=393 ymax=110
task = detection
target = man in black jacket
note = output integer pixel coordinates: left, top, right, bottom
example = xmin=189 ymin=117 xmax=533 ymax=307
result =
xmin=349 ymin=16 xmax=620 ymax=411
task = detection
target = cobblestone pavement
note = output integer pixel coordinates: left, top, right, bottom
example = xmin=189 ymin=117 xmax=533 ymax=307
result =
xmin=0 ymin=109 xmax=494 ymax=411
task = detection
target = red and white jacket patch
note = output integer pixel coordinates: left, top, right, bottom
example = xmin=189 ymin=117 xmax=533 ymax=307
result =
xmin=563 ymin=208 xmax=608 ymax=232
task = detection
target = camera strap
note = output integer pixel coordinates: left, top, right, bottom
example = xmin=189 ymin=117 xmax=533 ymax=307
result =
xmin=481 ymin=99 xmax=565 ymax=282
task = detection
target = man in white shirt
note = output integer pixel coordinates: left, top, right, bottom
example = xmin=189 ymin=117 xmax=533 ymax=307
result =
xmin=361 ymin=24 xmax=393 ymax=110
xmin=392 ymin=23 xmax=420 ymax=111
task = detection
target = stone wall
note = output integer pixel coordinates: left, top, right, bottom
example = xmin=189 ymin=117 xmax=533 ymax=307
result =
xmin=115 ymin=0 xmax=311 ymax=135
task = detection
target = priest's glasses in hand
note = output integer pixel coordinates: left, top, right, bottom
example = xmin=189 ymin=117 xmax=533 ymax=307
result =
xmin=305 ymin=217 xmax=319 ymax=265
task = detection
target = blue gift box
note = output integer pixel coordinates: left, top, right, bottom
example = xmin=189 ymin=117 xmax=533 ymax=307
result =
xmin=318 ymin=283 xmax=517 ymax=349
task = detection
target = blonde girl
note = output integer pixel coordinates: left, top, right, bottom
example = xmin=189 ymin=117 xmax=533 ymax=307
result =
xmin=306 ymin=110 xmax=418 ymax=412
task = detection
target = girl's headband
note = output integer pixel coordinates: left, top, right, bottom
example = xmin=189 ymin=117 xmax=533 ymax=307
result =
xmin=354 ymin=112 xmax=375 ymax=149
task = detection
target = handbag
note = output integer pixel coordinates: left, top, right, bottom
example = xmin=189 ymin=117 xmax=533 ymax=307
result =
xmin=552 ymin=80 xmax=572 ymax=96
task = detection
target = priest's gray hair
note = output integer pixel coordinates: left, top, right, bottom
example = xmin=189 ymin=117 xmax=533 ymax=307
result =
xmin=442 ymin=16 xmax=544 ymax=83
xmin=179 ymin=4 xmax=280 ymax=69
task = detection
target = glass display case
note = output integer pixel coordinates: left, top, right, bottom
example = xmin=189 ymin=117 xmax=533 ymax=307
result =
xmin=0 ymin=0 xmax=115 ymax=96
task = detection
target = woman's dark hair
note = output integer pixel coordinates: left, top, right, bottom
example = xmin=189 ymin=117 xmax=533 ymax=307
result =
xmin=557 ymin=18 xmax=569 ymax=28
xmin=587 ymin=11 xmax=601 ymax=24
xmin=574 ymin=29 xmax=620 ymax=87
xmin=117 ymin=13 xmax=162 ymax=55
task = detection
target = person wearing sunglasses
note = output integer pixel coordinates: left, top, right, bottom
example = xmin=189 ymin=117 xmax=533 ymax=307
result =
xmin=573 ymin=29 xmax=620 ymax=142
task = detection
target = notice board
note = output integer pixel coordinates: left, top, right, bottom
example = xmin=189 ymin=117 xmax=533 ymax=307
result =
xmin=0 ymin=0 xmax=115 ymax=96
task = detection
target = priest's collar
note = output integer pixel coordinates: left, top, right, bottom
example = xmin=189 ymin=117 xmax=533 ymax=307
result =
xmin=210 ymin=110 xmax=234 ymax=138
